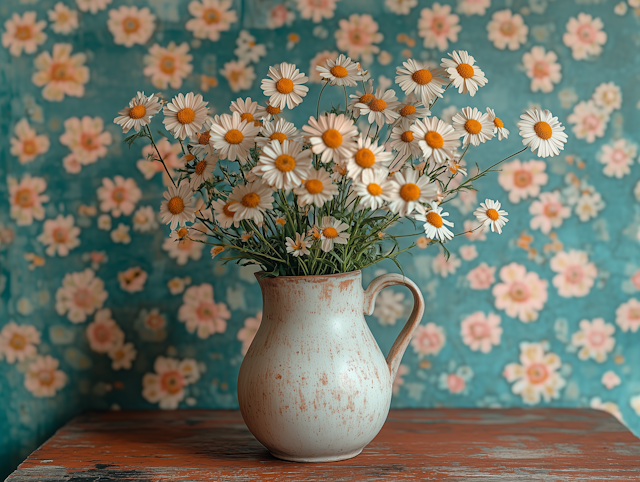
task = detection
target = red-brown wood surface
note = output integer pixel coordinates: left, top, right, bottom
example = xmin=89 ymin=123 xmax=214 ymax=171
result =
xmin=6 ymin=409 xmax=640 ymax=481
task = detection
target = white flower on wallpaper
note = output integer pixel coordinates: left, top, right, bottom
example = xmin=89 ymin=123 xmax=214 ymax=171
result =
xmin=110 ymin=223 xmax=131 ymax=244
xmin=460 ymin=312 xmax=502 ymax=353
xmin=529 ymin=191 xmax=571 ymax=234
xmin=234 ymin=30 xmax=266 ymax=64
xmin=137 ymin=138 xmax=183 ymax=184
xmin=563 ymin=13 xmax=607 ymax=60
xmin=37 ymin=214 xmax=81 ymax=257
xmin=86 ymin=308 xmax=125 ymax=354
xmin=493 ymin=263 xmax=548 ymax=323
xmin=32 ymin=43 xmax=89 ymax=102
xmin=117 ymin=267 xmax=147 ymax=293
xmin=97 ymin=176 xmax=142 ymax=217
xmin=591 ymin=398 xmax=624 ymax=423
xmin=486 ymin=9 xmax=528 ymax=51
xmin=567 ymin=100 xmax=609 ymax=144
xmin=1 ymin=11 xmax=47 ymax=57
xmin=60 ymin=116 xmax=113 ymax=173
xmin=411 ymin=322 xmax=446 ymax=357
xmin=550 ymin=250 xmax=597 ymax=298
xmin=571 ymin=318 xmax=615 ymax=363
xmin=386 ymin=0 xmax=417 ymax=15
xmin=418 ymin=3 xmax=460 ymax=51
xmin=616 ymin=299 xmax=640 ymax=333
xmin=142 ymin=356 xmax=200 ymax=409
xmin=178 ymin=283 xmax=231 ymax=339
xmin=108 ymin=342 xmax=137 ymax=370
xmin=8 ymin=174 xmax=49 ymax=226
xmin=297 ymin=0 xmax=339 ymax=23
xmin=24 ymin=355 xmax=68 ymax=398
xmin=132 ymin=206 xmax=159 ymax=233
xmin=503 ymin=342 xmax=566 ymax=405
xmin=185 ymin=0 xmax=237 ymax=41
xmin=237 ymin=311 xmax=262 ymax=355
xmin=373 ymin=290 xmax=405 ymax=326
xmin=107 ymin=6 xmax=156 ymax=47
xmin=219 ymin=60 xmax=256 ymax=92
xmin=456 ymin=0 xmax=490 ymax=17
xmin=598 ymin=139 xmax=637 ymax=179
xmin=48 ymin=3 xmax=79 ymax=35
xmin=55 ymin=268 xmax=108 ymax=323
xmin=0 ymin=322 xmax=40 ymax=364
xmin=335 ymin=14 xmax=383 ymax=64
xmin=432 ymin=251 xmax=461 ymax=278
xmin=162 ymin=229 xmax=205 ymax=265
xmin=143 ymin=42 xmax=193 ymax=89
xmin=602 ymin=371 xmax=621 ymax=390
xmin=10 ymin=118 xmax=50 ymax=165
xmin=498 ymin=159 xmax=548 ymax=204
xmin=522 ymin=46 xmax=562 ymax=93
xmin=75 ymin=0 xmax=112 ymax=15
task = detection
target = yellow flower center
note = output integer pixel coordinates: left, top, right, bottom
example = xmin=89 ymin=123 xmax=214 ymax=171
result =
xmin=330 ymin=65 xmax=348 ymax=78
xmin=367 ymin=183 xmax=383 ymax=196
xmin=354 ymin=148 xmax=376 ymax=168
xmin=122 ymin=16 xmax=140 ymax=33
xmin=411 ymin=69 xmax=433 ymax=85
xmin=53 ymin=228 xmax=67 ymax=243
xmin=15 ymin=25 xmax=32 ymax=40
xmin=225 ymin=129 xmax=244 ymax=145
xmin=15 ymin=188 xmax=33 ymax=208
xmin=203 ymin=8 xmax=220 ymax=24
xmin=401 ymin=131 xmax=414 ymax=143
xmin=276 ymin=218 xmax=286 ymax=226
xmin=486 ymin=208 xmax=500 ymax=221
xmin=425 ymin=131 xmax=444 ymax=149
xmin=50 ymin=62 xmax=72 ymax=81
xmin=177 ymin=227 xmax=188 ymax=238
xmin=426 ymin=211 xmax=443 ymax=228
xmin=359 ymin=93 xmax=374 ymax=103
xmin=198 ymin=131 xmax=211 ymax=144
xmin=368 ymin=98 xmax=387 ymax=112
xmin=129 ymin=105 xmax=146 ymax=119
xmin=322 ymin=128 xmax=343 ymax=149
xmin=194 ymin=160 xmax=207 ymax=175
xmin=276 ymin=78 xmax=294 ymax=94
xmin=159 ymin=55 xmax=176 ymax=74
xmin=534 ymin=121 xmax=553 ymax=140
xmin=211 ymin=246 xmax=224 ymax=257
xmin=240 ymin=113 xmax=254 ymax=124
xmin=9 ymin=333 xmax=26 ymax=350
xmin=456 ymin=63 xmax=474 ymax=79
xmin=305 ymin=179 xmax=323 ymax=194
xmin=266 ymin=104 xmax=281 ymax=115
xmin=222 ymin=201 xmax=236 ymax=217
xmin=23 ymin=140 xmax=37 ymax=155
xmin=270 ymin=132 xmax=287 ymax=143
xmin=464 ymin=119 xmax=482 ymax=135
xmin=177 ymin=108 xmax=196 ymax=125
xmin=167 ymin=196 xmax=185 ymax=215
xmin=275 ymin=154 xmax=296 ymax=172
xmin=494 ymin=117 xmax=504 ymax=128
xmin=399 ymin=183 xmax=420 ymax=202
xmin=241 ymin=193 xmax=261 ymax=208
xmin=323 ymin=226 xmax=338 ymax=238
xmin=399 ymin=104 xmax=416 ymax=117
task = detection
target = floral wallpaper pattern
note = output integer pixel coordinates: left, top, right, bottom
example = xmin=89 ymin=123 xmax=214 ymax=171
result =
xmin=1 ymin=0 xmax=640 ymax=476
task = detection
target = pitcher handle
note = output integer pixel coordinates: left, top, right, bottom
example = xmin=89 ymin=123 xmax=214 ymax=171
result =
xmin=363 ymin=273 xmax=425 ymax=383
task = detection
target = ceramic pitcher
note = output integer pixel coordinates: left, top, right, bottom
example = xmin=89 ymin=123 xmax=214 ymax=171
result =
xmin=237 ymin=270 xmax=425 ymax=462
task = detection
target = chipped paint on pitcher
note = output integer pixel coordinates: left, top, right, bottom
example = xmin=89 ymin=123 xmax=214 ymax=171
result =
xmin=237 ymin=270 xmax=425 ymax=462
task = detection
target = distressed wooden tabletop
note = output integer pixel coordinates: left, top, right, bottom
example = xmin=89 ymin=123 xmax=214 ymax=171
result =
xmin=6 ymin=409 xmax=640 ymax=481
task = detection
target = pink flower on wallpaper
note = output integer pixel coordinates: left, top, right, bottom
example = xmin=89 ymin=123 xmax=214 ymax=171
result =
xmin=486 ymin=9 xmax=528 ymax=50
xmin=598 ymin=139 xmax=636 ymax=179
xmin=529 ymin=191 xmax=571 ymax=234
xmin=572 ymin=318 xmax=615 ymax=363
xmin=432 ymin=251 xmax=461 ymax=278
xmin=459 ymin=245 xmax=477 ymax=261
xmin=392 ymin=364 xmax=409 ymax=395
xmin=493 ymin=263 xmax=548 ymax=323
xmin=563 ymin=13 xmax=607 ymax=60
xmin=267 ymin=4 xmax=295 ymax=29
xmin=185 ymin=0 xmax=237 ymax=42
xmin=0 ymin=322 xmax=40 ymax=364
xmin=108 ymin=342 xmax=137 ymax=370
xmin=8 ymin=174 xmax=49 ymax=226
xmin=1 ymin=11 xmax=47 ymax=57
xmin=24 ymin=355 xmax=68 ymax=398
xmin=550 ymin=250 xmax=597 ymax=298
xmin=522 ymin=46 xmax=562 ymax=93
xmin=411 ymin=323 xmax=446 ymax=357
xmin=237 ymin=311 xmax=262 ymax=355
xmin=567 ymin=100 xmax=609 ymax=144
xmin=178 ymin=283 xmax=231 ymax=339
xmin=37 ymin=214 xmax=81 ymax=257
xmin=137 ymin=138 xmax=183 ymax=185
xmin=335 ymin=14 xmax=383 ymax=64
xmin=445 ymin=373 xmax=466 ymax=393
xmin=498 ymin=159 xmax=548 ymax=204
xmin=117 ymin=266 xmax=148 ymax=293
xmin=463 ymin=219 xmax=487 ymax=241
xmin=616 ymin=299 xmax=640 ymax=333
xmin=631 ymin=270 xmax=640 ymax=291
xmin=97 ymin=176 xmax=142 ymax=217
xmin=418 ymin=3 xmax=460 ymax=51
xmin=467 ymin=262 xmax=496 ymax=290
xmin=503 ymin=342 xmax=565 ymax=405
xmin=55 ymin=268 xmax=108 ymax=323
xmin=143 ymin=42 xmax=193 ymax=90
xmin=162 ymin=229 xmax=205 ymax=266
xmin=297 ymin=0 xmax=339 ymax=23
xmin=32 ymin=43 xmax=89 ymax=101
xmin=601 ymin=371 xmax=621 ymax=390
xmin=107 ymin=6 xmax=156 ymax=47
xmin=142 ymin=356 xmax=200 ymax=409
xmin=86 ymin=308 xmax=124 ymax=354
xmin=59 ymin=116 xmax=113 ymax=171
xmin=10 ymin=118 xmax=50 ymax=164
xmin=460 ymin=312 xmax=502 ymax=353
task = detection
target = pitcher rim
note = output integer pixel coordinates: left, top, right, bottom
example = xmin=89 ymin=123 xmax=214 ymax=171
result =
xmin=254 ymin=269 xmax=362 ymax=281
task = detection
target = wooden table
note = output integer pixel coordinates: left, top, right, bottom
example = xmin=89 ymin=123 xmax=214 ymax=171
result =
xmin=6 ymin=409 xmax=640 ymax=481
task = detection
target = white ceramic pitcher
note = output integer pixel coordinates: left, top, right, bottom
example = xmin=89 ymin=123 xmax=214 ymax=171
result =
xmin=237 ymin=270 xmax=425 ymax=462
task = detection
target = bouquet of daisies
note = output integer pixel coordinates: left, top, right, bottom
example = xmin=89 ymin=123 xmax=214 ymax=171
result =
xmin=115 ymin=51 xmax=568 ymax=277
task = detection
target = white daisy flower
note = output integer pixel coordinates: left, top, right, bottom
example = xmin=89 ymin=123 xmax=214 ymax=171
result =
xmin=189 ymin=154 xmax=218 ymax=190
xmin=286 ymin=232 xmax=311 ymax=257
xmin=227 ymin=180 xmax=274 ymax=224
xmin=387 ymin=169 xmax=437 ymax=216
xmin=160 ymin=181 xmax=196 ymax=230
xmin=486 ymin=107 xmax=509 ymax=140
xmin=319 ymin=216 xmax=350 ymax=253
xmin=346 ymin=135 xmax=394 ymax=180
xmin=210 ymin=111 xmax=260 ymax=164
xmin=162 ymin=92 xmax=211 ymax=140
xmin=302 ymin=113 xmax=358 ymax=165
xmin=518 ymin=108 xmax=568 ymax=158
xmin=474 ymin=199 xmax=509 ymax=234
xmin=353 ymin=169 xmax=393 ymax=210
xmin=395 ymin=59 xmax=447 ymax=106
xmin=114 ymin=91 xmax=161 ymax=134
xmin=411 ymin=116 xmax=459 ymax=164
xmin=415 ymin=201 xmax=454 ymax=242
xmin=293 ymin=168 xmax=338 ymax=207
xmin=189 ymin=129 xmax=216 ymax=159
xmin=210 ymin=198 xmax=239 ymax=228
xmin=395 ymin=97 xmax=431 ymax=122
xmin=229 ymin=97 xmax=262 ymax=127
xmin=261 ymin=62 xmax=309 ymax=110
xmin=348 ymin=79 xmax=374 ymax=116
xmin=389 ymin=119 xmax=422 ymax=166
xmin=316 ymin=54 xmax=361 ymax=87
xmin=255 ymin=140 xmax=311 ymax=191
xmin=441 ymin=50 xmax=488 ymax=96
xmin=254 ymin=100 xmax=282 ymax=122
xmin=446 ymin=159 xmax=467 ymax=177
xmin=452 ymin=107 xmax=495 ymax=146
xmin=256 ymin=118 xmax=301 ymax=146
xmin=355 ymin=87 xmax=400 ymax=127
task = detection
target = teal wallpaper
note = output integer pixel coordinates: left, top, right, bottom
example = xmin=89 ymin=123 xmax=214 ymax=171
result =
xmin=1 ymin=0 xmax=640 ymax=476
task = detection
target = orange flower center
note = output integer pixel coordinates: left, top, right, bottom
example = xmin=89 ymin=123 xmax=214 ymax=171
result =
xmin=275 ymin=154 xmax=296 ymax=172
xmin=494 ymin=117 xmax=504 ymax=128
xmin=159 ymin=56 xmax=176 ymax=74
xmin=500 ymin=21 xmax=515 ymax=36
xmin=22 ymin=139 xmax=37 ymax=155
xmin=534 ymin=121 xmax=553 ymax=140
xmin=399 ymin=104 xmax=416 ymax=117
xmin=526 ymin=363 xmax=549 ymax=384
xmin=354 ymin=148 xmax=375 ymax=168
xmin=305 ymin=179 xmax=323 ymax=194
xmin=509 ymin=282 xmax=530 ymax=302
xmin=160 ymin=371 xmax=184 ymax=394
xmin=270 ymin=132 xmax=287 ymax=143
xmin=81 ymin=133 xmax=98 ymax=151
xmin=359 ymin=93 xmax=374 ymax=103
xmin=129 ymin=105 xmax=146 ymax=119
xmin=456 ymin=63 xmax=474 ymax=79
xmin=220 ymin=201 xmax=235 ymax=217
xmin=15 ymin=25 xmax=32 ymax=40
xmin=323 ymin=226 xmax=338 ymax=238
xmin=242 ymin=193 xmax=260 ymax=208
xmin=486 ymin=208 xmax=499 ymax=221
xmin=53 ymin=228 xmax=68 ymax=243
xmin=224 ymin=129 xmax=244 ymax=145
xmin=38 ymin=369 xmax=54 ymax=386
xmin=368 ymin=98 xmax=387 ymax=112
xmin=240 ymin=113 xmax=254 ymax=124
xmin=203 ymin=8 xmax=220 ymax=24
xmin=15 ymin=188 xmax=34 ymax=208
xmin=276 ymin=78 xmax=294 ymax=94
xmin=122 ymin=16 xmax=140 ymax=33
xmin=9 ymin=333 xmax=26 ymax=350
xmin=411 ymin=69 xmax=433 ymax=85
xmin=111 ymin=187 xmax=125 ymax=203
xmin=266 ymin=104 xmax=281 ymax=115
xmin=330 ymin=65 xmax=348 ymax=78
xmin=198 ymin=131 xmax=211 ymax=144
xmin=464 ymin=119 xmax=482 ymax=135
xmin=514 ymin=170 xmax=532 ymax=188
xmin=73 ymin=288 xmax=92 ymax=308
xmin=177 ymin=227 xmax=188 ymax=238
xmin=367 ymin=183 xmax=383 ymax=196
xmin=167 ymin=196 xmax=185 ymax=215
xmin=322 ymin=128 xmax=343 ymax=149
xmin=425 ymin=131 xmax=444 ymax=149
xmin=177 ymin=108 xmax=196 ymax=125
xmin=401 ymin=131 xmax=414 ymax=143
xmin=399 ymin=183 xmax=420 ymax=202
xmin=426 ymin=211 xmax=443 ymax=228
xmin=194 ymin=160 xmax=207 ymax=175
xmin=50 ymin=62 xmax=72 ymax=81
